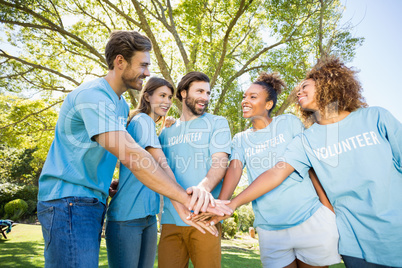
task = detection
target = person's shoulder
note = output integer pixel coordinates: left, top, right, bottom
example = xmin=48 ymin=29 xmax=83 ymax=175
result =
xmin=72 ymin=78 xmax=112 ymax=103
xmin=132 ymin=112 xmax=152 ymax=122
xmin=204 ymin=113 xmax=229 ymax=125
xmin=274 ymin=113 xmax=301 ymax=124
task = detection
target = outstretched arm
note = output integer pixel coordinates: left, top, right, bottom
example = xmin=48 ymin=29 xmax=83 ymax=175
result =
xmin=190 ymin=152 xmax=231 ymax=214
xmin=146 ymin=146 xmax=219 ymax=236
xmin=207 ymin=162 xmax=295 ymax=226
xmin=95 ymin=131 xmax=191 ymax=207
xmin=191 ymin=159 xmax=243 ymax=222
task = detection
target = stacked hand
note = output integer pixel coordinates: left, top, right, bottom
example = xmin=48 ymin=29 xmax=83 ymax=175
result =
xmin=189 ymin=202 xmax=236 ymax=227
xmin=176 ymin=186 xmax=233 ymax=236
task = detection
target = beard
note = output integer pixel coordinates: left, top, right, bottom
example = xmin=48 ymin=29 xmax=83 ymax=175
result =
xmin=185 ymin=95 xmax=208 ymax=116
xmin=122 ymin=70 xmax=146 ymax=91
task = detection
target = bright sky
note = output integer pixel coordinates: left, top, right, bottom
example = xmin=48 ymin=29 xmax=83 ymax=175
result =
xmin=341 ymin=0 xmax=402 ymax=122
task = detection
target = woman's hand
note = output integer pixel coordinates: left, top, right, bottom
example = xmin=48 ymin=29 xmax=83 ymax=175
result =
xmin=163 ymin=116 xmax=176 ymax=128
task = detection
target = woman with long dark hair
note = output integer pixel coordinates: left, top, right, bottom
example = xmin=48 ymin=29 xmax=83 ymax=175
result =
xmin=105 ymin=77 xmax=218 ymax=268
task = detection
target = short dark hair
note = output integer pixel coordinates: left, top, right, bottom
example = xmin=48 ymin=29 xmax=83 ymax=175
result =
xmin=105 ymin=30 xmax=152 ymax=70
xmin=176 ymin=71 xmax=210 ymax=101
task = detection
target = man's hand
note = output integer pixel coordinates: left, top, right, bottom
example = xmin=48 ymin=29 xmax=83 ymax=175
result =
xmin=186 ymin=187 xmax=233 ymax=216
xmin=192 ymin=202 xmax=236 ymax=226
xmin=172 ymin=201 xmax=219 ymax=236
xmin=186 ymin=186 xmax=215 ymax=214
xmin=109 ymin=179 xmax=119 ymax=198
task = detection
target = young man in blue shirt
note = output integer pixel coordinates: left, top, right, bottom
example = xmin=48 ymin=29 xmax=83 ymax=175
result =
xmin=37 ymin=31 xmax=213 ymax=268
xmin=158 ymin=72 xmax=232 ymax=268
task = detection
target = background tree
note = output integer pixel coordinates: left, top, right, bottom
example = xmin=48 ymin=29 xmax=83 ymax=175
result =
xmin=0 ymin=0 xmax=363 ymax=185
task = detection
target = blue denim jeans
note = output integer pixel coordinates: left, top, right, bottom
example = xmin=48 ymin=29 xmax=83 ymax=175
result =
xmin=342 ymin=255 xmax=399 ymax=268
xmin=37 ymin=197 xmax=106 ymax=268
xmin=105 ymin=215 xmax=157 ymax=268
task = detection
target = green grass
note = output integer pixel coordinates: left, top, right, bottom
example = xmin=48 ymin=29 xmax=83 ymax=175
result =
xmin=1 ymin=224 xmax=344 ymax=268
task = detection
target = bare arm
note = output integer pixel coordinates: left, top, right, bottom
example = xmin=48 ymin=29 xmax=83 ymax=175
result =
xmin=198 ymin=152 xmax=229 ymax=192
xmin=95 ymin=131 xmax=190 ymax=207
xmin=230 ymin=162 xmax=294 ymax=209
xmin=190 ymin=159 xmax=242 ymax=222
xmin=192 ymin=152 xmax=229 ymax=213
xmin=218 ymin=159 xmax=243 ymax=200
xmin=308 ymin=169 xmax=334 ymax=213
xmin=147 ymin=146 xmax=219 ymax=236
xmin=206 ymin=162 xmax=295 ymax=226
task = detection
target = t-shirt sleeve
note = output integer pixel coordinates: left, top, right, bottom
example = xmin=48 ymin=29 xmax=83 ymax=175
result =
xmin=74 ymin=89 xmax=127 ymax=140
xmin=378 ymin=108 xmax=402 ymax=172
xmin=129 ymin=114 xmax=161 ymax=149
xmin=290 ymin=115 xmax=305 ymax=137
xmin=283 ymin=134 xmax=312 ymax=179
xmin=229 ymin=133 xmax=245 ymax=167
xmin=209 ymin=116 xmax=232 ymax=155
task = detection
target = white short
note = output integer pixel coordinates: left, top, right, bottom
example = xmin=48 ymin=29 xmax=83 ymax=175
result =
xmin=257 ymin=205 xmax=341 ymax=268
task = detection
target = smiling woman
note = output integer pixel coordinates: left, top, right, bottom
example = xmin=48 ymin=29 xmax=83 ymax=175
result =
xmin=105 ymin=76 xmax=175 ymax=268
xmin=207 ymin=72 xmax=341 ymax=268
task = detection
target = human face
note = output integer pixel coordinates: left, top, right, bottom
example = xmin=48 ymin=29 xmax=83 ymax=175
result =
xmin=183 ymin=81 xmax=210 ymax=116
xmin=121 ymin=51 xmax=151 ymax=91
xmin=297 ymin=79 xmax=318 ymax=111
xmin=241 ymin=84 xmax=272 ymax=119
xmin=147 ymin=86 xmax=173 ymax=119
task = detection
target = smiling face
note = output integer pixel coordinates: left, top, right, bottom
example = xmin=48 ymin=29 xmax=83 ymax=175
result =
xmin=147 ymin=85 xmax=173 ymax=118
xmin=297 ymin=79 xmax=319 ymax=111
xmin=182 ymin=81 xmax=210 ymax=116
xmin=241 ymin=84 xmax=273 ymax=119
xmin=121 ymin=51 xmax=151 ymax=91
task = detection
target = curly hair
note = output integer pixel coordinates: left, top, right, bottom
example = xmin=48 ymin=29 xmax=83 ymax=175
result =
xmin=295 ymin=56 xmax=367 ymax=126
xmin=254 ymin=72 xmax=286 ymax=116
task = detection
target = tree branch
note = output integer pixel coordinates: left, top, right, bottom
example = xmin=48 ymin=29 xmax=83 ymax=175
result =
xmin=0 ymin=0 xmax=106 ymax=65
xmin=210 ymin=0 xmax=253 ymax=88
xmin=101 ymin=0 xmax=142 ymax=28
xmin=0 ymin=50 xmax=80 ymax=86
xmin=0 ymin=100 xmax=63 ymax=130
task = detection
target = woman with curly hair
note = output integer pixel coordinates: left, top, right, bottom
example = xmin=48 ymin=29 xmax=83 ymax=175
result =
xmin=199 ymin=72 xmax=341 ymax=267
xmin=207 ymin=57 xmax=402 ymax=267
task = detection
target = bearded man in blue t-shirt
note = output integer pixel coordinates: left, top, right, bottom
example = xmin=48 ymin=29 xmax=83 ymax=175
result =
xmin=158 ymin=72 xmax=232 ymax=268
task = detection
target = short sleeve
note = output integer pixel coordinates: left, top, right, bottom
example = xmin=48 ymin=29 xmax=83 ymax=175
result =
xmin=290 ymin=115 xmax=305 ymax=138
xmin=74 ymin=90 xmax=127 ymax=140
xmin=377 ymin=108 xmax=402 ymax=172
xmin=229 ymin=133 xmax=245 ymax=167
xmin=129 ymin=114 xmax=161 ymax=149
xmin=209 ymin=116 xmax=232 ymax=155
xmin=283 ymin=134 xmax=311 ymax=179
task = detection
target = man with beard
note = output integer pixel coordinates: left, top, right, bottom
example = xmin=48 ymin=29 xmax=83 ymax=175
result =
xmin=158 ymin=72 xmax=232 ymax=268
xmin=37 ymin=32 xmax=212 ymax=268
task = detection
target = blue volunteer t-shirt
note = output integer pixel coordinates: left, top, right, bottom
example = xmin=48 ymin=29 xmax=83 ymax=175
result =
xmin=284 ymin=107 xmax=402 ymax=267
xmin=107 ymin=113 xmax=160 ymax=221
xmin=38 ymin=78 xmax=129 ymax=204
xmin=231 ymin=114 xmax=321 ymax=230
xmin=159 ymin=113 xmax=232 ymax=226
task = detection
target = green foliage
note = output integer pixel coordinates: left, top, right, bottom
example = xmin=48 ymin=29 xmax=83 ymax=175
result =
xmin=237 ymin=203 xmax=255 ymax=232
xmin=26 ymin=200 xmax=37 ymax=215
xmin=222 ymin=217 xmax=238 ymax=239
xmin=4 ymin=199 xmax=28 ymax=220
xmin=0 ymin=95 xmax=58 ymax=185
xmin=0 ymin=0 xmax=364 ymax=190
xmin=0 ymin=183 xmax=38 ymax=214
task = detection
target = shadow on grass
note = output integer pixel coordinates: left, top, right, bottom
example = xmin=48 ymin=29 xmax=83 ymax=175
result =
xmin=0 ymin=239 xmax=45 ymax=267
xmin=221 ymin=245 xmax=262 ymax=268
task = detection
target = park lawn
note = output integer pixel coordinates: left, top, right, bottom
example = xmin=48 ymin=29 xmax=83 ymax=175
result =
xmin=1 ymin=224 xmax=345 ymax=268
